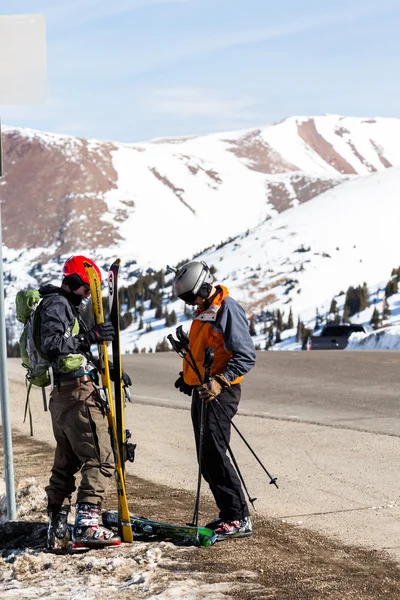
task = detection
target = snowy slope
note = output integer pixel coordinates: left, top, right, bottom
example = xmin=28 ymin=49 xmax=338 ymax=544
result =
xmin=3 ymin=115 xmax=400 ymax=348
xmin=3 ymin=115 xmax=400 ymax=269
xmin=115 ymin=166 xmax=400 ymax=353
xmin=199 ymin=166 xmax=400 ymax=321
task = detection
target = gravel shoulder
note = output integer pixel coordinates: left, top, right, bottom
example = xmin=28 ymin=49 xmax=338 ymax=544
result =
xmin=1 ymin=430 xmax=400 ymax=600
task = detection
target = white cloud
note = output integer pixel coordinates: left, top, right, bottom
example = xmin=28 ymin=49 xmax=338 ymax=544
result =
xmin=150 ymin=87 xmax=260 ymax=119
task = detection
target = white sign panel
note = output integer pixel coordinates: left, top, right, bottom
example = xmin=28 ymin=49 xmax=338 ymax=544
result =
xmin=0 ymin=14 xmax=46 ymax=104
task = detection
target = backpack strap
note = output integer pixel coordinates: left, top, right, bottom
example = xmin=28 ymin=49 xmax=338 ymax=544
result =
xmin=23 ymin=380 xmax=34 ymax=437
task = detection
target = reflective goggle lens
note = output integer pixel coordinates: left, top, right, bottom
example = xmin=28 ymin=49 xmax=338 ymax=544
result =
xmin=178 ymin=291 xmax=197 ymax=304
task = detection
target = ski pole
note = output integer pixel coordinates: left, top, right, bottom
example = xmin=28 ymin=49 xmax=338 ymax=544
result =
xmin=208 ymin=401 xmax=257 ymax=510
xmin=170 ymin=327 xmax=278 ymax=489
xmin=191 ymin=346 xmax=214 ymax=527
xmin=212 ymin=397 xmax=278 ymax=488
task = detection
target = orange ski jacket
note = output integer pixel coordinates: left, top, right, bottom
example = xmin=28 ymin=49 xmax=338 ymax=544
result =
xmin=183 ymin=285 xmax=256 ymax=386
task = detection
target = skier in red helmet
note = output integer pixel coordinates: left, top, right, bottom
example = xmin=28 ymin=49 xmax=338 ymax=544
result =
xmin=37 ymin=255 xmax=131 ymax=551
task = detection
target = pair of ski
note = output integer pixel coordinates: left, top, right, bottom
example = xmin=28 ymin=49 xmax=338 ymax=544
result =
xmin=84 ymin=259 xmax=216 ymax=548
xmin=85 ymin=258 xmax=133 ymax=543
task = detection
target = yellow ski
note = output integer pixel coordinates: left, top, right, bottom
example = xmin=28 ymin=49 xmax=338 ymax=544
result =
xmin=84 ymin=261 xmax=133 ymax=543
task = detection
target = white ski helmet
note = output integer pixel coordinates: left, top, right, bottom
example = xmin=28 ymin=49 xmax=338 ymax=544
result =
xmin=173 ymin=261 xmax=214 ymax=304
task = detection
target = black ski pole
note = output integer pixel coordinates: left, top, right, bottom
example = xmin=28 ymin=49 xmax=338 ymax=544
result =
xmin=212 ymin=398 xmax=278 ymax=489
xmin=191 ymin=346 xmax=214 ymax=528
xmin=208 ymin=401 xmax=257 ymax=510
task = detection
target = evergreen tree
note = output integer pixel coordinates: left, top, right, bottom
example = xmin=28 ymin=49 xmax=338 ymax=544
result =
xmin=268 ymin=327 xmax=274 ymax=346
xmin=155 ymin=304 xmax=163 ymax=319
xmin=138 ymin=317 xmax=144 ymax=330
xmin=276 ymin=309 xmax=283 ymax=331
xmin=370 ymin=307 xmax=380 ymax=330
xmin=385 ymin=278 xmax=398 ymax=298
xmin=287 ymin=307 xmax=294 ymax=329
xmin=361 ymin=282 xmax=370 ymax=309
xmin=155 ymin=337 xmax=170 ymax=352
xmin=121 ymin=311 xmax=133 ymax=330
xmin=296 ymin=317 xmax=302 ymax=342
xmin=169 ymin=309 xmax=177 ymax=326
xmin=382 ymin=298 xmax=391 ymax=321
xmin=342 ymin=305 xmax=350 ymax=323
xmin=275 ymin=328 xmax=281 ymax=344
xmin=314 ymin=308 xmax=322 ymax=331
xmin=249 ymin=316 xmax=256 ymax=336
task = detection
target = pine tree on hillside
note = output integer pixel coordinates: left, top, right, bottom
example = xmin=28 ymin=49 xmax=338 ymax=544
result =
xmin=383 ymin=303 xmax=391 ymax=321
xmin=328 ymin=298 xmax=341 ymax=324
xmin=121 ymin=311 xmax=133 ymax=330
xmin=361 ymin=282 xmax=370 ymax=309
xmin=276 ymin=309 xmax=283 ymax=331
xmin=156 ymin=337 xmax=170 ymax=352
xmin=370 ymin=307 xmax=380 ymax=330
xmin=138 ymin=317 xmax=144 ymax=330
xmin=342 ymin=305 xmax=350 ymax=323
xmin=385 ymin=278 xmax=398 ymax=298
xmin=314 ymin=308 xmax=323 ymax=330
xmin=275 ymin=328 xmax=281 ymax=344
xmin=249 ymin=316 xmax=256 ymax=336
xmin=287 ymin=307 xmax=294 ymax=329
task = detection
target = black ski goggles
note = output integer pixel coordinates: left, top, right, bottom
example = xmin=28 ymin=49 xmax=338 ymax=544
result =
xmin=178 ymin=290 xmax=198 ymax=305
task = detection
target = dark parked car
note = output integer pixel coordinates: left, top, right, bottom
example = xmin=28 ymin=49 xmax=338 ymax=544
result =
xmin=303 ymin=323 xmax=372 ymax=350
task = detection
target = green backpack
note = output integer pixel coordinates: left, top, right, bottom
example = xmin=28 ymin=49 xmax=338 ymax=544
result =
xmin=16 ymin=290 xmax=51 ymax=388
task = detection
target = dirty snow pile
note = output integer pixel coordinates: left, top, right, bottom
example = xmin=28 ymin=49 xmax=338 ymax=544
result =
xmin=0 ymin=479 xmax=265 ymax=600
xmin=346 ymin=326 xmax=400 ymax=350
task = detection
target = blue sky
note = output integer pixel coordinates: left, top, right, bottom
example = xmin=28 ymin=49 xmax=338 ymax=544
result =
xmin=1 ymin=0 xmax=400 ymax=142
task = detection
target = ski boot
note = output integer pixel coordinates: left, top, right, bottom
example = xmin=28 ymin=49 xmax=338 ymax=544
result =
xmin=72 ymin=502 xmax=121 ymax=550
xmin=213 ymin=516 xmax=253 ymax=542
xmin=47 ymin=504 xmax=72 ymax=552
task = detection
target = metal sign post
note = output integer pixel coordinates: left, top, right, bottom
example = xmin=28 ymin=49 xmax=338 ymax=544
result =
xmin=0 ymin=14 xmax=46 ymax=521
xmin=0 ymin=119 xmax=16 ymax=520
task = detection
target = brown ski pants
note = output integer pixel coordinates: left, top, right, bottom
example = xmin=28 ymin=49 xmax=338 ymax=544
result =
xmin=45 ymin=379 xmax=114 ymax=506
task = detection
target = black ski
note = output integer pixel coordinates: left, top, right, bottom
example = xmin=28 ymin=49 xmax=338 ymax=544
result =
xmin=102 ymin=511 xmax=217 ymax=547
xmin=108 ymin=259 xmax=135 ymax=538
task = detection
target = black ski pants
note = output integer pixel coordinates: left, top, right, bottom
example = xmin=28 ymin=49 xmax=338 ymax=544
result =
xmin=191 ymin=384 xmax=249 ymax=521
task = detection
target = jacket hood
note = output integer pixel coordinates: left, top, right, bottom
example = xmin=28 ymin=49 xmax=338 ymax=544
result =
xmin=39 ymin=283 xmax=82 ymax=307
xmin=39 ymin=284 xmax=62 ymax=297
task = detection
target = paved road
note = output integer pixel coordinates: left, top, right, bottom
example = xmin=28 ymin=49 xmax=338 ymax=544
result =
xmin=122 ymin=350 xmax=400 ymax=436
xmin=5 ymin=353 xmax=400 ymax=560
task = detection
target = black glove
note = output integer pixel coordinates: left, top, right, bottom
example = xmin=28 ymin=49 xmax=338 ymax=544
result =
xmin=174 ymin=372 xmax=193 ymax=397
xmin=86 ymin=322 xmax=115 ymax=345
xmin=109 ymin=367 xmax=132 ymax=387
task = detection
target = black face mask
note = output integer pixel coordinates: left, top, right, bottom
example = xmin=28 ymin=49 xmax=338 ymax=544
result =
xmin=61 ymin=288 xmax=83 ymax=307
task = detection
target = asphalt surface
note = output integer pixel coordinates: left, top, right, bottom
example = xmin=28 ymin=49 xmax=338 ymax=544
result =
xmin=122 ymin=350 xmax=400 ymax=436
xmin=4 ymin=353 xmax=400 ymax=561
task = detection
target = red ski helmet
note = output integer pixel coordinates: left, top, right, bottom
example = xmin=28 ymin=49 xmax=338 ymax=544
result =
xmin=62 ymin=255 xmax=102 ymax=285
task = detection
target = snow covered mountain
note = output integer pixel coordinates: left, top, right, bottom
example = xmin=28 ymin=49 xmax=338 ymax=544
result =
xmin=2 ymin=114 xmax=400 ymax=348
xmin=119 ymin=165 xmax=400 ymax=353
